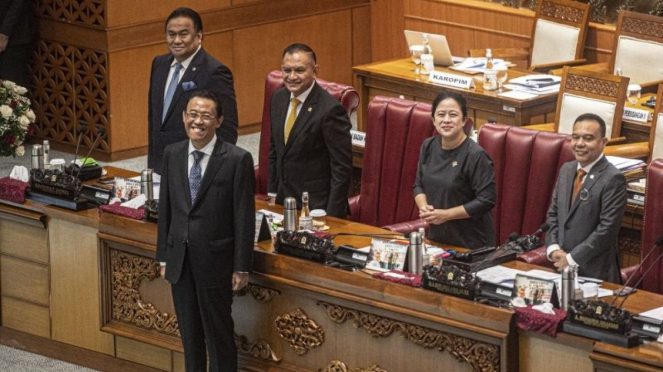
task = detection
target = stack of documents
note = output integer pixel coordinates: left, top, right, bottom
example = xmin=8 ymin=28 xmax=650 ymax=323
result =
xmin=606 ymin=156 xmax=646 ymax=183
xmin=449 ymin=57 xmax=507 ymax=74
xmin=503 ymin=75 xmax=561 ymax=95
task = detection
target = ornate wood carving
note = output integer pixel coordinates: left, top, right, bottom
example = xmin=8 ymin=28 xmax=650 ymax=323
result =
xmin=540 ymin=1 xmax=585 ymax=23
xmin=565 ymin=74 xmax=621 ymax=98
xmin=31 ymin=40 xmax=110 ymax=153
xmin=528 ymin=0 xmax=539 ymax=11
xmin=274 ymin=309 xmax=324 ymax=355
xmin=619 ymin=0 xmax=636 ymax=12
xmin=318 ymin=302 xmax=500 ymax=372
xmin=589 ymin=0 xmax=608 ymax=24
xmin=110 ymin=249 xmax=180 ymax=336
xmin=622 ymin=16 xmax=663 ymax=38
xmin=501 ymin=0 xmax=520 ymax=9
xmin=37 ymin=0 xmax=106 ymax=27
xmin=235 ymin=333 xmax=282 ymax=362
xmin=651 ymin=0 xmax=663 ymax=16
xmin=235 ymin=283 xmax=281 ymax=303
xmin=322 ymin=360 xmax=387 ymax=372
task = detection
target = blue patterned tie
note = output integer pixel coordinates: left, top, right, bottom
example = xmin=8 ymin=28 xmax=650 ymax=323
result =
xmin=189 ymin=150 xmax=204 ymax=202
xmin=163 ymin=62 xmax=183 ymax=121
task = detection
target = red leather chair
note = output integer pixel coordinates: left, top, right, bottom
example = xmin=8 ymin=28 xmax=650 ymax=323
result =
xmin=640 ymin=159 xmax=663 ymax=293
xmin=348 ymin=96 xmax=434 ymax=228
xmin=254 ymin=71 xmax=360 ymax=198
xmin=478 ymin=123 xmax=574 ymax=245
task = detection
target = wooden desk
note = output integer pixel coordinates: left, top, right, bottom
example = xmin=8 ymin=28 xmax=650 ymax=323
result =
xmin=1 ymin=188 xmax=663 ymax=372
xmin=352 ymin=58 xmax=559 ymax=131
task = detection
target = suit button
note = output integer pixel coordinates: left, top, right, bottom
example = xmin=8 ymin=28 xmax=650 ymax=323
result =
xmin=182 ymin=239 xmax=188 ymax=244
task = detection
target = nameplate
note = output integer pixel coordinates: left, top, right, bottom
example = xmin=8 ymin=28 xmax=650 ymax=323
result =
xmin=351 ymin=130 xmax=366 ymax=147
xmin=623 ymin=107 xmax=650 ymax=123
xmin=429 ymin=71 xmax=474 ymax=89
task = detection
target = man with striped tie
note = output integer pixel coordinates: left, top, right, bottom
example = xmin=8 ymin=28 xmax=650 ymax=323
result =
xmin=156 ymin=91 xmax=255 ymax=372
xmin=148 ymin=7 xmax=238 ymax=175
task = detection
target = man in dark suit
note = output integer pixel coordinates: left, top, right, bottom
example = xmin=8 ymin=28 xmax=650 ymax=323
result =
xmin=148 ymin=7 xmax=238 ymax=175
xmin=0 ymin=0 xmax=36 ymax=87
xmin=156 ymin=90 xmax=254 ymax=372
xmin=546 ymin=113 xmax=627 ymax=283
xmin=267 ymin=43 xmax=352 ymax=218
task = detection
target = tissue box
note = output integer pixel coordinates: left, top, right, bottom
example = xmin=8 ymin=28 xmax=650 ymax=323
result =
xmin=0 ymin=177 xmax=29 ymax=204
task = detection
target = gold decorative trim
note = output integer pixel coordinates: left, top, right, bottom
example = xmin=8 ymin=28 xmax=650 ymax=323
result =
xmin=275 ymin=308 xmax=324 ymax=355
xmin=565 ymin=74 xmax=620 ymax=98
xmin=235 ymin=333 xmax=281 ymax=362
xmin=318 ymin=302 xmax=499 ymax=372
xmin=235 ymin=283 xmax=281 ymax=303
xmin=322 ymin=360 xmax=387 ymax=372
xmin=110 ymin=249 xmax=180 ymax=336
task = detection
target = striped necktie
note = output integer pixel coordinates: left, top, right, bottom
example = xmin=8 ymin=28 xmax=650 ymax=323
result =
xmin=163 ymin=62 xmax=183 ymax=121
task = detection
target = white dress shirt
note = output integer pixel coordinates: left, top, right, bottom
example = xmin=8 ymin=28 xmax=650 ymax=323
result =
xmin=163 ymin=45 xmax=202 ymax=101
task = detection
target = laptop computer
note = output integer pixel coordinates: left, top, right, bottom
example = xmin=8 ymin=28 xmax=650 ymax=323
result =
xmin=404 ymin=30 xmax=463 ymax=67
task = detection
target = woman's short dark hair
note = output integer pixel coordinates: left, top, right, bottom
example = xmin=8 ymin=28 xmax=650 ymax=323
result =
xmin=431 ymin=91 xmax=467 ymax=119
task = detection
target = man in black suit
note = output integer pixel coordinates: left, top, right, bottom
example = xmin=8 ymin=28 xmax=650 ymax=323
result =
xmin=0 ymin=0 xmax=36 ymax=87
xmin=546 ymin=113 xmax=627 ymax=283
xmin=156 ymin=90 xmax=254 ymax=372
xmin=268 ymin=43 xmax=352 ymax=218
xmin=148 ymin=7 xmax=238 ymax=175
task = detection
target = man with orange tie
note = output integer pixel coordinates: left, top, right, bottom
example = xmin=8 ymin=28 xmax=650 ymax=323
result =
xmin=267 ymin=43 xmax=352 ymax=218
xmin=545 ymin=113 xmax=627 ymax=283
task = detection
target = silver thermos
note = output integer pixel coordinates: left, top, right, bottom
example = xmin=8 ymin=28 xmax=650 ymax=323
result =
xmin=140 ymin=169 xmax=154 ymax=200
xmin=408 ymin=231 xmax=424 ymax=275
xmin=42 ymin=140 xmax=50 ymax=169
xmin=283 ymin=197 xmax=298 ymax=232
xmin=31 ymin=144 xmax=44 ymax=169
xmin=561 ymin=265 xmax=577 ymax=311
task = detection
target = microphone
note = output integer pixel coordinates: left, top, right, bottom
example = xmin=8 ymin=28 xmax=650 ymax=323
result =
xmin=74 ymin=128 xmax=106 ymax=180
xmin=330 ymin=232 xmax=406 ymax=240
xmin=611 ymin=235 xmax=663 ymax=308
xmin=68 ymin=124 xmax=88 ymax=173
xmin=455 ymin=233 xmax=520 ymax=263
xmin=516 ymin=223 xmax=550 ymax=252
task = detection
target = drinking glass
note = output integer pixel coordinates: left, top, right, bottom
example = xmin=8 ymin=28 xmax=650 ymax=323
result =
xmin=495 ymin=65 xmax=508 ymax=93
xmin=410 ymin=45 xmax=424 ymax=74
xmin=627 ymin=84 xmax=642 ymax=107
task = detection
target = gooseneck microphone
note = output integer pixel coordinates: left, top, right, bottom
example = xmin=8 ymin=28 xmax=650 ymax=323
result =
xmin=69 ymin=124 xmax=88 ymax=172
xmin=515 ymin=223 xmax=550 ymax=252
xmin=613 ymin=235 xmax=663 ymax=308
xmin=74 ymin=128 xmax=106 ymax=180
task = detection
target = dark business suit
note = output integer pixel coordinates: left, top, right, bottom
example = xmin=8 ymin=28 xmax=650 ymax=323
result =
xmin=0 ymin=0 xmax=36 ymax=87
xmin=546 ymin=157 xmax=627 ymax=283
xmin=156 ymin=139 xmax=255 ymax=372
xmin=268 ymin=82 xmax=352 ymax=218
xmin=148 ymin=48 xmax=238 ymax=174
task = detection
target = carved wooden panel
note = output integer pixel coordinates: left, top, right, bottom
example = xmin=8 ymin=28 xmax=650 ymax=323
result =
xmin=540 ymin=0 xmax=585 ymax=23
xmin=37 ymin=0 xmax=106 ymax=27
xmin=565 ymin=74 xmax=621 ymax=98
xmin=31 ymin=40 xmax=110 ymax=153
xmin=589 ymin=0 xmax=608 ymax=23
xmin=323 ymin=360 xmax=387 ymax=372
xmin=235 ymin=333 xmax=281 ymax=362
xmin=318 ymin=301 xmax=500 ymax=372
xmin=621 ymin=15 xmax=663 ymax=38
xmin=274 ymin=308 xmax=324 ymax=355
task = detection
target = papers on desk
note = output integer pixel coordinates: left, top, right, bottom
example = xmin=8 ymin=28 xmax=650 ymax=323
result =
xmin=497 ymin=90 xmax=538 ymax=101
xmin=606 ymin=156 xmax=646 ymax=173
xmin=449 ymin=57 xmax=507 ymax=74
xmin=503 ymin=74 xmax=561 ymax=95
xmin=638 ymin=306 xmax=663 ymax=324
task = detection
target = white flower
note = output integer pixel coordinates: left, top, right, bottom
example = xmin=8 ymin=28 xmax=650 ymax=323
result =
xmin=16 ymin=145 xmax=25 ymax=156
xmin=19 ymin=115 xmax=30 ymax=128
xmin=26 ymin=109 xmax=35 ymax=121
xmin=0 ymin=105 xmax=11 ymax=118
xmin=3 ymin=80 xmax=16 ymax=90
xmin=14 ymin=85 xmax=27 ymax=95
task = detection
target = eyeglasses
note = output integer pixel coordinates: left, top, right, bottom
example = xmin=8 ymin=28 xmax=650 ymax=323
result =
xmin=185 ymin=111 xmax=216 ymax=122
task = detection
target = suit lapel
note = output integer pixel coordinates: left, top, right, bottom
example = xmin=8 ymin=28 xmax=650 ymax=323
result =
xmin=273 ymin=89 xmax=289 ymax=154
xmin=191 ymin=140 xmax=226 ymax=209
xmin=161 ymin=49 xmax=206 ymax=127
xmin=175 ymin=143 xmax=192 ymax=207
xmin=567 ymin=157 xmax=608 ymax=219
xmin=156 ymin=56 xmax=173 ymax=127
xmin=285 ymin=83 xmax=320 ymax=153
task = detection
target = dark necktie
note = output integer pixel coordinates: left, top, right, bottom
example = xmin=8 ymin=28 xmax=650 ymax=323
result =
xmin=189 ymin=150 xmax=204 ymax=202
xmin=571 ymin=169 xmax=587 ymax=203
xmin=163 ymin=62 xmax=182 ymax=121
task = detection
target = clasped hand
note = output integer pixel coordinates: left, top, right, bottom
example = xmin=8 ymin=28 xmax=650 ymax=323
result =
xmin=419 ymin=205 xmax=450 ymax=225
xmin=550 ymin=250 xmax=569 ymax=272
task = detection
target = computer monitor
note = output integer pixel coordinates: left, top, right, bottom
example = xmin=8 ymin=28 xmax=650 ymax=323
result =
xmin=404 ymin=30 xmax=458 ymax=67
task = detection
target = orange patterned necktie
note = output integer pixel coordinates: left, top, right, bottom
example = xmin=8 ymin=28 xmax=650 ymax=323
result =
xmin=572 ymin=169 xmax=587 ymax=203
xmin=284 ymin=98 xmax=299 ymax=143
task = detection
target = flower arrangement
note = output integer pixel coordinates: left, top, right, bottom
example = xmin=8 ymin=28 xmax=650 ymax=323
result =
xmin=0 ymin=80 xmax=35 ymax=157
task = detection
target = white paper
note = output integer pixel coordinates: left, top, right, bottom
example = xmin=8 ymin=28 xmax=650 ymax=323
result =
xmin=639 ymin=306 xmax=663 ymax=322
xmin=476 ymin=265 xmax=524 ymax=286
xmin=449 ymin=57 xmax=507 ymax=74
xmin=498 ymin=90 xmax=539 ymax=100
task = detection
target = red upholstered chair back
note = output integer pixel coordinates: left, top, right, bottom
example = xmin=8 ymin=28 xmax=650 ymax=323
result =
xmin=641 ymin=159 xmax=663 ymax=293
xmin=478 ymin=123 xmax=574 ymax=244
xmin=351 ymin=96 xmax=435 ymax=226
xmin=255 ymin=70 xmax=360 ymax=195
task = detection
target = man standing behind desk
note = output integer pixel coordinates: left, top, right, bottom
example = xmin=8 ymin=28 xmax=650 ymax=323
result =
xmin=546 ymin=113 xmax=627 ymax=283
xmin=268 ymin=43 xmax=352 ymax=218
xmin=156 ymin=91 xmax=254 ymax=372
xmin=148 ymin=7 xmax=238 ymax=175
